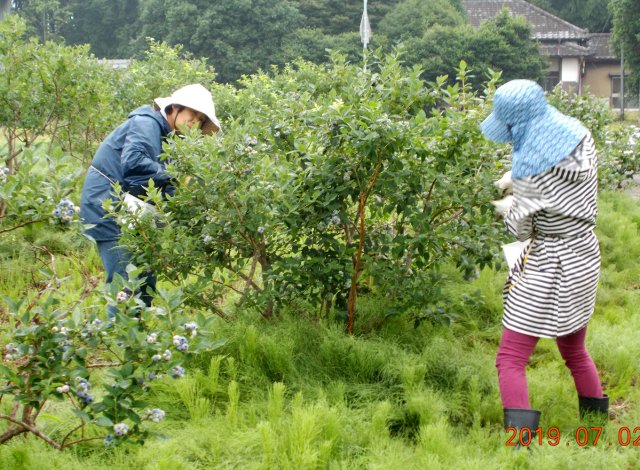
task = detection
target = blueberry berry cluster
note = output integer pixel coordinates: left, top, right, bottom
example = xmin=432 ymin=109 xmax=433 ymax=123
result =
xmin=146 ymin=372 xmax=158 ymax=381
xmin=81 ymin=318 xmax=104 ymax=339
xmin=51 ymin=325 xmax=69 ymax=335
xmin=0 ymin=167 xmax=9 ymax=183
xmin=116 ymin=290 xmax=130 ymax=303
xmin=152 ymin=348 xmax=173 ymax=362
xmin=3 ymin=343 xmax=20 ymax=362
xmin=113 ymin=422 xmax=129 ymax=436
xmin=103 ymin=423 xmax=129 ymax=447
xmin=143 ymin=408 xmax=166 ymax=423
xmin=75 ymin=377 xmax=94 ymax=405
xmin=172 ymin=335 xmax=189 ymax=351
xmin=183 ymin=321 xmax=198 ymax=337
xmin=146 ymin=332 xmax=158 ymax=344
xmin=52 ymin=199 xmax=79 ymax=224
xmin=170 ymin=365 xmax=185 ymax=379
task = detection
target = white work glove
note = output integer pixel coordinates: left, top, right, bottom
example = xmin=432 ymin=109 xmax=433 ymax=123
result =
xmin=495 ymin=170 xmax=513 ymax=193
xmin=491 ymin=195 xmax=514 ymax=217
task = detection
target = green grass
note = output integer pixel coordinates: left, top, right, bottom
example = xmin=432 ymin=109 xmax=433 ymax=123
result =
xmin=1 ymin=191 xmax=639 ymax=468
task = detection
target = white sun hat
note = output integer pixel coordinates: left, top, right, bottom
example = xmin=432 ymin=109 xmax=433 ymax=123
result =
xmin=154 ymin=84 xmax=221 ymax=135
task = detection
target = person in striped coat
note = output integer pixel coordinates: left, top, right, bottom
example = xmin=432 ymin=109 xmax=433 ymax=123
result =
xmin=481 ymin=80 xmax=608 ymax=442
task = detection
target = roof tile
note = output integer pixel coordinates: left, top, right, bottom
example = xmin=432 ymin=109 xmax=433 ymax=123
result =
xmin=462 ymin=0 xmax=590 ymax=40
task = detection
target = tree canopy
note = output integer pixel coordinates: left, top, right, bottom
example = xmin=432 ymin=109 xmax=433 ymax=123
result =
xmin=293 ymin=0 xmax=398 ymax=36
xmin=59 ymin=0 xmax=138 ymax=58
xmin=378 ymin=0 xmax=464 ymax=41
xmin=610 ymin=0 xmax=640 ymax=88
xmin=6 ymin=0 xmax=548 ymax=85
xmin=136 ymin=0 xmax=304 ymax=82
xmin=528 ymin=0 xmax=612 ymax=33
xmin=400 ymin=10 xmax=545 ymax=84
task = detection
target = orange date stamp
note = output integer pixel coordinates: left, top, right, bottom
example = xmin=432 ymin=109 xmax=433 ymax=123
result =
xmin=505 ymin=426 xmax=640 ymax=447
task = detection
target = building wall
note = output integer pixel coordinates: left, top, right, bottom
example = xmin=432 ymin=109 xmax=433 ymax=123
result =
xmin=561 ymin=58 xmax=581 ymax=83
xmin=583 ymin=61 xmax=618 ymax=101
xmin=558 ymin=58 xmax=580 ymax=93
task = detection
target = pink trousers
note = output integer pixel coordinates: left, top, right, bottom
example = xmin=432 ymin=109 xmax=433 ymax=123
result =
xmin=496 ymin=327 xmax=603 ymax=409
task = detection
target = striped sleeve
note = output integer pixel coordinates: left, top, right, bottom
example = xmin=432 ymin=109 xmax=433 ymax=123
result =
xmin=504 ymin=178 xmax=547 ymax=241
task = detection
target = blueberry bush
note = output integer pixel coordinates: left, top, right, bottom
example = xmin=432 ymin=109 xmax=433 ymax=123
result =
xmin=115 ymin=54 xmax=506 ymax=333
xmin=1 ymin=17 xmax=218 ymax=239
xmin=0 ymin=20 xmax=227 ymax=449
xmin=547 ymin=85 xmax=640 ymax=189
xmin=0 ymin=268 xmax=225 ymax=449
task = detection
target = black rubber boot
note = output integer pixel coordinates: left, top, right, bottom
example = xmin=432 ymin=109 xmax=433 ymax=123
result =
xmin=504 ymin=408 xmax=541 ymax=448
xmin=579 ymin=394 xmax=609 ymax=419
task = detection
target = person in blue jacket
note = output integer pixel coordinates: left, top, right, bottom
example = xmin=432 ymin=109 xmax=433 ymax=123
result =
xmin=80 ymin=84 xmax=221 ymax=313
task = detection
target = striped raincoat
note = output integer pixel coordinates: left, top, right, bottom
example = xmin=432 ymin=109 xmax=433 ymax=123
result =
xmin=503 ymin=134 xmax=600 ymax=338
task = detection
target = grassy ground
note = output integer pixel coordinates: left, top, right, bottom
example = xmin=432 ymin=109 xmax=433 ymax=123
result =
xmin=1 ymin=191 xmax=639 ymax=469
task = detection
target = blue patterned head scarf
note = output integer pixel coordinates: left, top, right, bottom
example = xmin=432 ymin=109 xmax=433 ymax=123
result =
xmin=480 ymin=80 xmax=587 ymax=179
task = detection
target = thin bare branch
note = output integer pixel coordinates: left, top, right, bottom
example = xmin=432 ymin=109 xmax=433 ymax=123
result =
xmin=0 ymin=414 xmax=61 ymax=449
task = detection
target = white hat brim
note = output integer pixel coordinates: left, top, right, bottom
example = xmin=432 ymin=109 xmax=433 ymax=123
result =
xmin=155 ymin=84 xmax=220 ymax=135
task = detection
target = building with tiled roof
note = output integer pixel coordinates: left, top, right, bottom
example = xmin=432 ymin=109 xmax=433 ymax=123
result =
xmin=462 ymin=0 xmax=633 ymax=109
xmin=537 ymin=42 xmax=591 ymax=59
xmin=588 ymin=33 xmax=617 ymax=61
xmin=464 ymin=0 xmax=590 ymax=41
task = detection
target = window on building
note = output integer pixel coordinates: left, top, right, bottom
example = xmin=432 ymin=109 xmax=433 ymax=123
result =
xmin=611 ymin=75 xmax=639 ymax=109
xmin=543 ymin=72 xmax=560 ymax=92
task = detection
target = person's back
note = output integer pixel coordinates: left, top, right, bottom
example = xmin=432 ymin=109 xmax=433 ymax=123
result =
xmin=503 ymin=133 xmax=600 ymax=338
xmin=508 ymin=134 xmax=598 ymax=240
xmin=80 ymin=105 xmax=170 ymax=242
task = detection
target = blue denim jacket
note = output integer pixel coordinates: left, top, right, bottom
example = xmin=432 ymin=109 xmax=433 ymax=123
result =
xmin=80 ymin=105 xmax=173 ymax=241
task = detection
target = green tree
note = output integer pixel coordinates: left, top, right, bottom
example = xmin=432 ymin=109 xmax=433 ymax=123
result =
xmin=293 ymin=0 xmax=399 ymax=36
xmin=529 ymin=0 xmax=612 ymax=32
xmin=473 ymin=10 xmax=546 ymax=82
xmin=281 ymin=29 xmax=365 ymax=66
xmin=378 ymin=0 xmax=465 ymax=41
xmin=60 ymin=0 xmax=139 ymax=58
xmin=136 ymin=0 xmax=304 ymax=83
xmin=11 ymin=0 xmax=72 ymax=42
xmin=610 ymin=0 xmax=640 ymax=88
xmin=403 ymin=10 xmax=545 ymax=85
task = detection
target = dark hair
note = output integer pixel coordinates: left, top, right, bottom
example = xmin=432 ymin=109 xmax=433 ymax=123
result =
xmin=165 ymin=104 xmax=185 ymax=114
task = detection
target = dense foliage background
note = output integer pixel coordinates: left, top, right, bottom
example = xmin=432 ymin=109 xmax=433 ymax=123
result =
xmin=0 ymin=0 xmax=558 ymax=83
xmin=6 ymin=0 xmax=635 ymax=88
xmin=528 ymin=0 xmax=612 ymax=33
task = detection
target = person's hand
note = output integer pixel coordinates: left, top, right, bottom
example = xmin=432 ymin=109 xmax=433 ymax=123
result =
xmin=182 ymin=174 xmax=205 ymax=185
xmin=495 ymin=170 xmax=513 ymax=193
xmin=491 ymin=195 xmax=514 ymax=217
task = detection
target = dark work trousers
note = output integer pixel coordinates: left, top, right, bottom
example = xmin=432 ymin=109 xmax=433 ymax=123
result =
xmin=96 ymin=239 xmax=156 ymax=317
